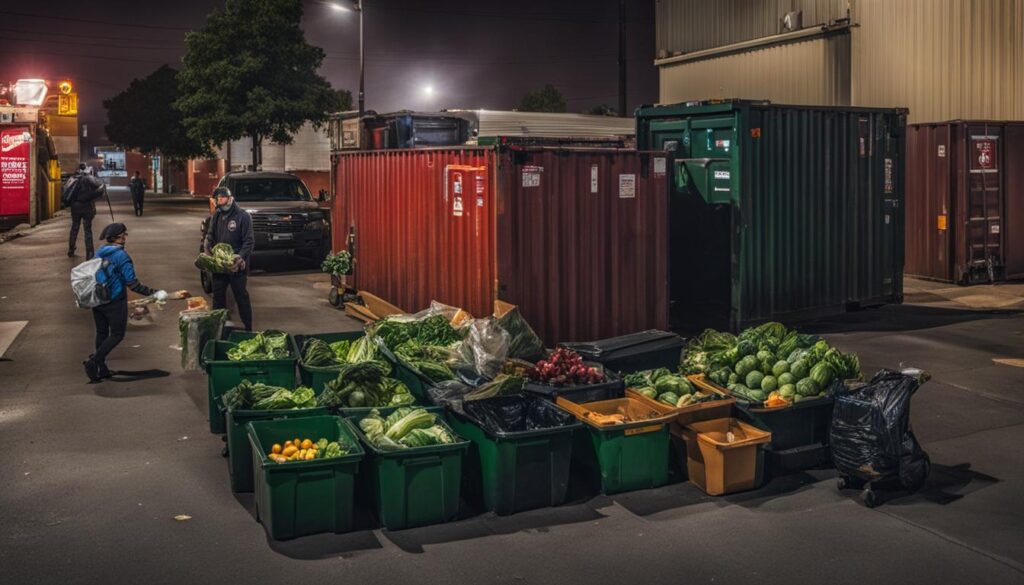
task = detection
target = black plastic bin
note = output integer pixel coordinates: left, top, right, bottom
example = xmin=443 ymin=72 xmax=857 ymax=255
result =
xmin=448 ymin=394 xmax=581 ymax=515
xmin=560 ymin=330 xmax=685 ymax=374
xmin=736 ymin=395 xmax=834 ymax=474
xmin=524 ymin=372 xmax=624 ymax=404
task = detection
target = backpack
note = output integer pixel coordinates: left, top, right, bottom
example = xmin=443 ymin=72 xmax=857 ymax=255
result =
xmin=61 ymin=175 xmax=82 ymax=207
xmin=70 ymin=257 xmax=114 ymax=308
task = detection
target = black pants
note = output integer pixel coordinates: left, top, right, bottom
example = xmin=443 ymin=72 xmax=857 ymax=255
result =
xmin=212 ymin=272 xmax=253 ymax=331
xmin=91 ymin=296 xmax=128 ymax=366
xmin=69 ymin=209 xmax=95 ymax=258
xmin=131 ymin=192 xmax=144 ymax=216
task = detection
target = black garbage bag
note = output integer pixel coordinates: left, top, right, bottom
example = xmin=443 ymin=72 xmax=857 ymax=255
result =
xmin=830 ymin=369 xmax=929 ymax=489
xmin=463 ymin=394 xmax=576 ymax=434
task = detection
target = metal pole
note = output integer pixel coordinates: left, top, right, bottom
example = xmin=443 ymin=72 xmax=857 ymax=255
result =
xmin=618 ymin=0 xmax=627 ymax=117
xmin=358 ymin=0 xmax=365 ymax=118
xmin=29 ymin=124 xmax=38 ymax=226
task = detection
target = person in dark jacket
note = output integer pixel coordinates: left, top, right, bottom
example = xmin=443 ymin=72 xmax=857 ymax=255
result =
xmin=84 ymin=223 xmax=167 ymax=382
xmin=67 ymin=163 xmax=105 ymax=259
xmin=129 ymin=171 xmax=146 ymax=216
xmin=203 ymin=187 xmax=255 ymax=331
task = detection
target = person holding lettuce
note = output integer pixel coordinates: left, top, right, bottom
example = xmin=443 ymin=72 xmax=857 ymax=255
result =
xmin=84 ymin=223 xmax=168 ymax=382
xmin=202 ymin=187 xmax=255 ymax=331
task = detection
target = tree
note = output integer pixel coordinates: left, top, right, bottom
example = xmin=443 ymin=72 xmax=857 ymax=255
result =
xmin=104 ymin=65 xmax=212 ymax=161
xmin=585 ymin=104 xmax=618 ymax=117
xmin=518 ymin=84 xmax=567 ymax=113
xmin=175 ymin=0 xmax=346 ymax=169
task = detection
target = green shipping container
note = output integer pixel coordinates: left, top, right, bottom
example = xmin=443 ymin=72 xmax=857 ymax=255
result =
xmin=636 ymin=100 xmax=906 ymax=331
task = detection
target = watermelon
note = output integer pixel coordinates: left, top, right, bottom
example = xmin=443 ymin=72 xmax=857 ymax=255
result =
xmin=795 ymin=377 xmax=818 ymax=397
xmin=810 ymin=362 xmax=836 ymax=388
xmin=772 ymin=360 xmax=790 ymax=377
xmin=779 ymin=383 xmax=796 ymax=400
xmin=778 ymin=372 xmax=795 ymax=386
xmin=790 ymin=359 xmax=810 ymax=379
xmin=761 ymin=375 xmax=778 ymax=393
xmin=746 ymin=371 xmax=765 ymax=390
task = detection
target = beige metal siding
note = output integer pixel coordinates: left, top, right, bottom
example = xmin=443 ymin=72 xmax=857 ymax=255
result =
xmin=656 ymin=0 xmax=849 ymax=55
xmin=659 ymin=34 xmax=851 ymax=105
xmin=851 ymin=0 xmax=1024 ymax=123
xmin=283 ymin=123 xmax=330 ymax=172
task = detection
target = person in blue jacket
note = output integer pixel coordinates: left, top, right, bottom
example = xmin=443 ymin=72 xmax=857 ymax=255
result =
xmin=84 ymin=223 xmax=168 ymax=382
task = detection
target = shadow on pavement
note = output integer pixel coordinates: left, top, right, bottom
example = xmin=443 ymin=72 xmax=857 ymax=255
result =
xmin=107 ymin=369 xmax=172 ymax=381
xmin=266 ymin=530 xmax=384 ymax=560
xmin=866 ymin=462 xmax=1001 ymax=508
xmin=801 ymin=304 xmax=1023 ymax=335
xmin=233 ymin=494 xmax=384 ymax=559
xmin=382 ymin=502 xmax=607 ymax=554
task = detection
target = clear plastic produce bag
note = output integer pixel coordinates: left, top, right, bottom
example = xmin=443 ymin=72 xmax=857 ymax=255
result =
xmin=179 ymin=309 xmax=228 ymax=371
xmin=458 ymin=317 xmax=510 ymax=380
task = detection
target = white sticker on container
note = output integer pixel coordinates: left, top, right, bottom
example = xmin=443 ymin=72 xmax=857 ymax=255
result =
xmin=521 ymin=165 xmax=542 ymax=188
xmin=714 ymin=170 xmax=730 ymax=180
xmin=453 ymin=196 xmax=463 ymax=217
xmin=619 ymin=174 xmax=636 ymax=198
xmin=654 ymin=157 xmax=666 ymax=176
xmin=591 ymin=165 xmax=599 ymax=193
xmin=938 ymin=145 xmax=946 ymax=157
xmin=992 ymin=224 xmax=1001 ymax=234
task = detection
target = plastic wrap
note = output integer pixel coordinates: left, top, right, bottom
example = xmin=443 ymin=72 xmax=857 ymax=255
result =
xmin=495 ymin=306 xmax=545 ymax=361
xmin=179 ymin=309 xmax=228 ymax=371
xmin=830 ymin=369 xmax=929 ymax=488
xmin=462 ymin=394 xmax=576 ymax=434
xmin=458 ymin=317 xmax=510 ymax=380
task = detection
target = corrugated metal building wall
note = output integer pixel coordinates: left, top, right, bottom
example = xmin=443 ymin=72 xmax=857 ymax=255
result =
xmin=851 ymin=0 xmax=1024 ymax=123
xmin=658 ymin=34 xmax=851 ymax=106
xmin=655 ymin=0 xmax=1024 ymax=124
xmin=655 ymin=0 xmax=849 ymax=55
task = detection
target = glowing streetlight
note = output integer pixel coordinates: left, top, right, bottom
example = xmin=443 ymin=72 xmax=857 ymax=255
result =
xmin=328 ymin=1 xmax=365 ymax=117
xmin=423 ymin=85 xmax=434 ymax=97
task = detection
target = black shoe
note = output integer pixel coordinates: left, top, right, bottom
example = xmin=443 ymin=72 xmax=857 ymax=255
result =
xmin=83 ymin=360 xmax=101 ymax=383
xmin=98 ymin=363 xmax=112 ymax=379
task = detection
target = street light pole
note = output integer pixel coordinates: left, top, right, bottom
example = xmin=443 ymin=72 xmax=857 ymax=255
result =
xmin=357 ymin=0 xmax=364 ymax=118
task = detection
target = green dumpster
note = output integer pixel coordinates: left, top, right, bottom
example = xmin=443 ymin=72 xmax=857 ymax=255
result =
xmin=247 ymin=415 xmax=364 ymax=540
xmin=347 ymin=408 xmax=470 ymax=530
xmin=448 ymin=394 xmax=581 ymax=515
xmin=201 ymin=337 xmax=298 ymax=434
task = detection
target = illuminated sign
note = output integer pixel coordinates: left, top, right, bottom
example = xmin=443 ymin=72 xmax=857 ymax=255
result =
xmin=13 ymin=79 xmax=48 ymax=106
xmin=59 ymin=81 xmax=73 ymax=95
xmin=58 ymin=93 xmax=78 ymax=116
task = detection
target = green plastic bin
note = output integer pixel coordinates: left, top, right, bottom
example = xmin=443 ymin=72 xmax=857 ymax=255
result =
xmin=201 ymin=337 xmax=298 ymax=434
xmin=557 ymin=396 xmax=675 ymax=494
xmin=247 ymin=415 xmax=364 ymax=541
xmin=347 ymin=408 xmax=470 ymax=530
xmin=448 ymin=395 xmax=582 ymax=515
xmin=223 ymin=395 xmax=329 ymax=493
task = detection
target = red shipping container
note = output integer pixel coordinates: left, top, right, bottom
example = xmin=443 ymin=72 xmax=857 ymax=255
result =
xmin=905 ymin=121 xmax=1024 ymax=283
xmin=333 ymin=147 xmax=669 ymax=344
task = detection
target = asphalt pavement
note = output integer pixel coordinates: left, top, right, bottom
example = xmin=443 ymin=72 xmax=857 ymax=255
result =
xmin=1 ymin=188 xmax=1022 ymax=585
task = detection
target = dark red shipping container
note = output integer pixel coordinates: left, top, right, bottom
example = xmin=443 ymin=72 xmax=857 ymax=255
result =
xmin=333 ymin=147 xmax=670 ymax=344
xmin=905 ymin=121 xmax=1024 ymax=284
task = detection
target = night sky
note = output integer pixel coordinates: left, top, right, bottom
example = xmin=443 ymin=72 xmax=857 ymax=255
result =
xmin=0 ymin=0 xmax=656 ymax=150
